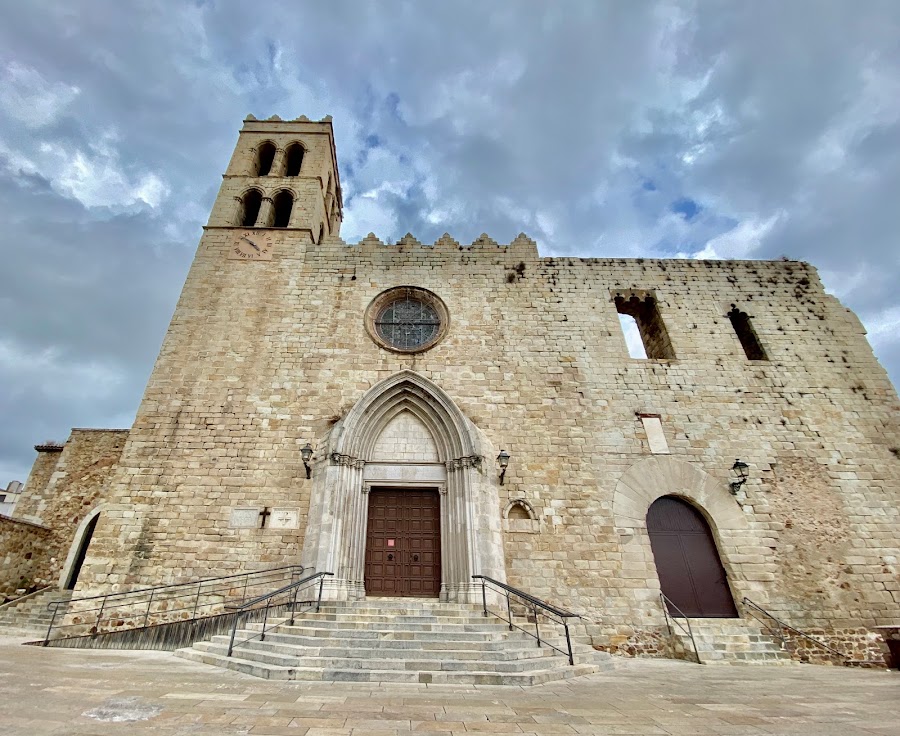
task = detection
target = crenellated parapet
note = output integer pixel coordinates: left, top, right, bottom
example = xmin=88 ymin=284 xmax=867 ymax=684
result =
xmin=352 ymin=231 xmax=539 ymax=257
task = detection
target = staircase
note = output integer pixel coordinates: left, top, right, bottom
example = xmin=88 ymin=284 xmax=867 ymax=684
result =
xmin=175 ymin=598 xmax=609 ymax=685
xmin=670 ymin=619 xmax=793 ymax=664
xmin=0 ymin=589 xmax=72 ymax=638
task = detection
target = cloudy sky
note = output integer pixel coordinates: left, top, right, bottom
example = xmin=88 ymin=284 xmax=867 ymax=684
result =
xmin=1 ymin=1 xmax=899 ymax=484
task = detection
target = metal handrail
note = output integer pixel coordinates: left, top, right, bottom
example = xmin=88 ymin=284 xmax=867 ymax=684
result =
xmin=43 ymin=564 xmax=305 ymax=646
xmin=226 ymin=571 xmax=334 ymax=656
xmin=660 ymin=593 xmax=702 ymax=664
xmin=742 ymin=597 xmax=849 ymax=661
xmin=472 ymin=575 xmax=576 ymax=665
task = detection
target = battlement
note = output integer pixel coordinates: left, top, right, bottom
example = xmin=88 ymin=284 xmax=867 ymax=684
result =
xmin=351 ymin=232 xmax=539 ymax=256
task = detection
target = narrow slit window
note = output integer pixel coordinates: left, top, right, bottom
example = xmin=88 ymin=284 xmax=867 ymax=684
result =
xmin=728 ymin=306 xmax=768 ymax=360
xmin=240 ymin=190 xmax=262 ymax=227
xmin=272 ymin=191 xmax=293 ymax=228
xmin=256 ymin=142 xmax=276 ymax=176
xmin=284 ymin=143 xmax=304 ymax=176
xmin=615 ymin=294 xmax=676 ymax=359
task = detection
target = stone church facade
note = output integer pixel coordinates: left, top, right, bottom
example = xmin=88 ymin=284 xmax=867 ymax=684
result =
xmin=3 ymin=116 xmax=899 ymax=660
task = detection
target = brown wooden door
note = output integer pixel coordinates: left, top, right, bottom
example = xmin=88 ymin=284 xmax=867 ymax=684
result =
xmin=647 ymin=496 xmax=738 ymax=617
xmin=365 ymin=488 xmax=441 ymax=597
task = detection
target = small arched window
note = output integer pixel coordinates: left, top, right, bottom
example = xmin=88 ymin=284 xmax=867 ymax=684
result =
xmin=284 ymin=143 xmax=304 ymax=176
xmin=272 ymin=190 xmax=293 ymax=228
xmin=240 ymin=189 xmax=263 ymax=227
xmin=256 ymin=141 xmax=276 ymax=176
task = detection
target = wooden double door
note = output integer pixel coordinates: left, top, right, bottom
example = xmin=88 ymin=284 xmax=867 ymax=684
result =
xmin=364 ymin=488 xmax=441 ymax=597
xmin=648 ymin=496 xmax=738 ymax=618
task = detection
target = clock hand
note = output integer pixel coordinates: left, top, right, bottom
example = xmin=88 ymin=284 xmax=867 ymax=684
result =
xmin=240 ymin=235 xmax=261 ymax=252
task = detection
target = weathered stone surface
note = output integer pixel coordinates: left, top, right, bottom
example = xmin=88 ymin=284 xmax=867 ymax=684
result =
xmin=6 ymin=116 xmax=899 ymax=661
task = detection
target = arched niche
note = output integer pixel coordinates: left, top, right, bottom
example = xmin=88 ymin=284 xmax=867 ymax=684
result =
xmin=502 ymin=499 xmax=540 ymax=534
xmin=301 ymin=370 xmax=506 ymax=602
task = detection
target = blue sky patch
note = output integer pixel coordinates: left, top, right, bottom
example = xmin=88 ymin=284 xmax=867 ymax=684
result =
xmin=671 ymin=197 xmax=701 ymax=221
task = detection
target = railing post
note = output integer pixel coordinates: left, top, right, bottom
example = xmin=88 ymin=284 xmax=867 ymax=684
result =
xmin=564 ymin=621 xmax=574 ymax=666
xmin=43 ymin=603 xmax=59 ymax=647
xmin=242 ymin=573 xmax=250 ymax=605
xmin=227 ymin=612 xmax=239 ymax=657
xmin=533 ymin=604 xmax=541 ymax=647
xmin=143 ymin=589 xmax=154 ymax=628
xmin=316 ymin=574 xmax=325 ymax=612
xmin=290 ymin=581 xmax=299 ymax=626
xmin=261 ymin=597 xmax=271 ymax=641
xmin=192 ymin=581 xmax=203 ymax=621
xmin=660 ymin=594 xmax=673 ymax=636
xmin=505 ymin=591 xmax=513 ymax=631
xmin=95 ymin=595 xmax=107 ymax=634
xmin=480 ymin=578 xmax=487 ymax=617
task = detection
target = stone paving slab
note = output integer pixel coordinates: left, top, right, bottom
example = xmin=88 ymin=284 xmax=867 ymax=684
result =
xmin=0 ymin=635 xmax=897 ymax=735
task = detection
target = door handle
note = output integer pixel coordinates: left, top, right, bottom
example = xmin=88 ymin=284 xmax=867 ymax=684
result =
xmin=387 ymin=553 xmax=394 ymax=561
xmin=413 ymin=554 xmax=419 ymax=562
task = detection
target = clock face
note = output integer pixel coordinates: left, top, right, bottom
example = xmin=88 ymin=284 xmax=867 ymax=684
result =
xmin=229 ymin=230 xmax=274 ymax=261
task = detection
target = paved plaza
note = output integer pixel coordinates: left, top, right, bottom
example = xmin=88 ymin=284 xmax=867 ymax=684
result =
xmin=0 ymin=635 xmax=896 ymax=735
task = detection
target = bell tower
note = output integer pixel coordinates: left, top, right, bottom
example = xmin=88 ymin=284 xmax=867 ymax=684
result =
xmin=207 ymin=114 xmax=342 ymax=244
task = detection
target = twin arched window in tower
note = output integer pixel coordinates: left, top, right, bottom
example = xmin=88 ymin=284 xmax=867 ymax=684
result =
xmin=254 ymin=141 xmax=305 ymax=177
xmin=236 ymin=141 xmax=311 ymax=229
xmin=238 ymin=188 xmax=295 ymax=228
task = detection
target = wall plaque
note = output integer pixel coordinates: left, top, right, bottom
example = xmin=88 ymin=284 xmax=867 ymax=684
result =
xmin=230 ymin=508 xmax=260 ymax=528
xmin=269 ymin=508 xmax=299 ymax=529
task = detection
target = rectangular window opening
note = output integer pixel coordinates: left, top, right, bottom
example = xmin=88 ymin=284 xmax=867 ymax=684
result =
xmin=615 ymin=294 xmax=676 ymax=360
xmin=728 ymin=307 xmax=768 ymax=360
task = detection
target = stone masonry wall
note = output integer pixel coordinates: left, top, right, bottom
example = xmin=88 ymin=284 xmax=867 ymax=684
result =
xmin=15 ymin=445 xmax=64 ymax=525
xmin=0 ymin=516 xmax=51 ymax=597
xmin=12 ymin=430 xmax=127 ymax=590
xmin=70 ymin=223 xmax=900 ymax=653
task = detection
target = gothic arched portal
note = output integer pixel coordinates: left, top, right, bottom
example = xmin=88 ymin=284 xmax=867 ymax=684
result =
xmin=301 ymin=371 xmax=506 ymax=602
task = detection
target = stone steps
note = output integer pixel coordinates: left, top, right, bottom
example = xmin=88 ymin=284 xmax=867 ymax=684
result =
xmin=670 ymin=618 xmax=793 ymax=665
xmin=175 ymin=599 xmax=608 ymax=685
xmin=176 ymin=647 xmax=598 ymax=685
xmin=0 ymin=589 xmax=71 ymax=637
xmin=192 ymin=635 xmax=555 ymax=661
xmin=189 ymin=640 xmax=564 ymax=673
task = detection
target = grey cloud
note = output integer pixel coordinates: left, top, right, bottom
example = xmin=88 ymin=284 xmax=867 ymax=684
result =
xmin=1 ymin=0 xmax=898 ymax=483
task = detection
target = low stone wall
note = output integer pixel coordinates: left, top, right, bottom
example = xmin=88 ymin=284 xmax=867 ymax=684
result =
xmin=781 ymin=627 xmax=889 ymax=666
xmin=0 ymin=516 xmax=52 ymax=598
xmin=586 ymin=624 xmax=676 ymax=660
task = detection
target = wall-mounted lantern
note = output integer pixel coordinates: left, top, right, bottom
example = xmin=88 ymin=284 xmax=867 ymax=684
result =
xmin=497 ymin=450 xmax=510 ymax=485
xmin=301 ymin=442 xmax=313 ymax=479
xmin=729 ymin=459 xmax=749 ymax=495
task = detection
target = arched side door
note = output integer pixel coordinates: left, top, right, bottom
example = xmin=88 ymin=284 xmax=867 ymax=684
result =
xmin=65 ymin=512 xmax=100 ymax=590
xmin=647 ymin=496 xmax=738 ymax=617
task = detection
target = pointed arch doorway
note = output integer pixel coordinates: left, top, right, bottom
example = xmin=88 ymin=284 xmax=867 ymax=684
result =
xmin=61 ymin=508 xmax=102 ymax=590
xmin=301 ymin=370 xmax=506 ymax=602
xmin=647 ymin=496 xmax=738 ymax=617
